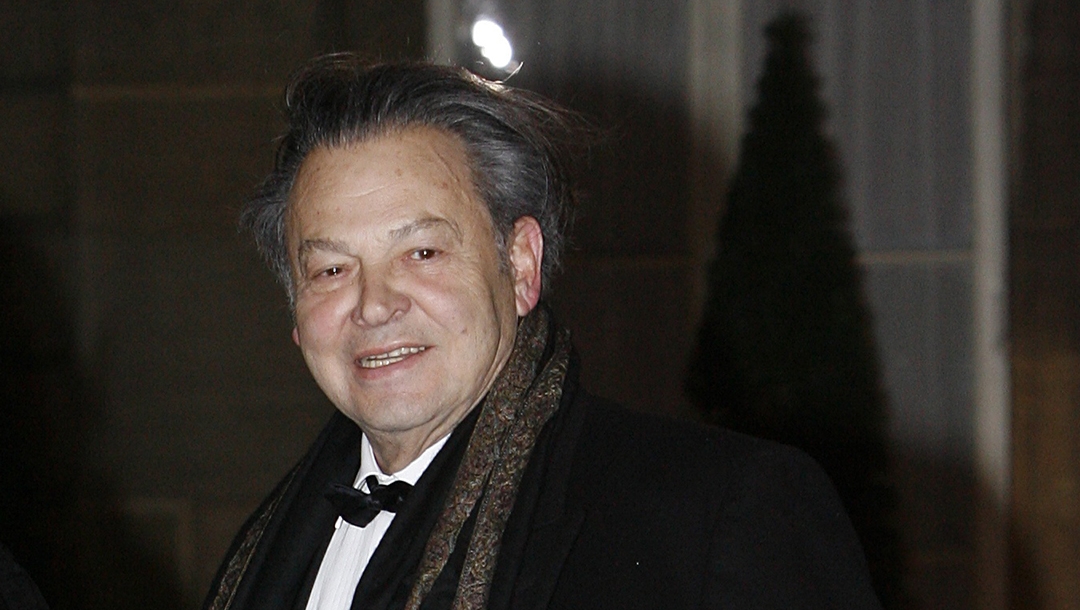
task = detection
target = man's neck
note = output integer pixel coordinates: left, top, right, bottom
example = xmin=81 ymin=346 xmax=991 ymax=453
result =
xmin=359 ymin=432 xmax=448 ymax=484
xmin=364 ymin=412 xmax=473 ymax=473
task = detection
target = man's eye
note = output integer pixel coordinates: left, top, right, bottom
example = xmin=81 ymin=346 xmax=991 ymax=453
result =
xmin=320 ymin=266 xmax=343 ymax=277
xmin=411 ymin=248 xmax=438 ymax=261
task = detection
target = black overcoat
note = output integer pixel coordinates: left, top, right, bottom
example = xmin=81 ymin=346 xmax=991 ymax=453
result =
xmin=204 ymin=359 xmax=882 ymax=610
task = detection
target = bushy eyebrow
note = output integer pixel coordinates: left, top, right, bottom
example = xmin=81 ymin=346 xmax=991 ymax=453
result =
xmin=296 ymin=238 xmax=350 ymax=270
xmin=295 ymin=217 xmax=463 ymax=269
xmin=388 ymin=216 xmax=462 ymax=242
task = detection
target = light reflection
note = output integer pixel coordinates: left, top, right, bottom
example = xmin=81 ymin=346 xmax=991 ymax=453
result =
xmin=471 ymin=17 xmax=514 ymax=69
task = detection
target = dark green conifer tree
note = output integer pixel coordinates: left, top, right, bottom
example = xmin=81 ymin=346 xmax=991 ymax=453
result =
xmin=687 ymin=13 xmax=902 ymax=607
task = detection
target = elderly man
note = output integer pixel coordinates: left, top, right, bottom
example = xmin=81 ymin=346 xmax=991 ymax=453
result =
xmin=204 ymin=55 xmax=882 ymax=610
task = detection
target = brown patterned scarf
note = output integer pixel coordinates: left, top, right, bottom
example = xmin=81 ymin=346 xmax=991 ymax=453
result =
xmin=404 ymin=305 xmax=571 ymax=610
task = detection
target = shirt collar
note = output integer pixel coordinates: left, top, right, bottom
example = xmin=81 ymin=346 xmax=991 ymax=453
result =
xmin=355 ymin=433 xmax=450 ymax=490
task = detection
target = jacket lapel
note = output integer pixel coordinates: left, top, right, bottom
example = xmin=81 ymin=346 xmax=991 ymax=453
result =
xmin=349 ymin=406 xmax=481 ymax=610
xmin=487 ymin=361 xmax=594 ymax=610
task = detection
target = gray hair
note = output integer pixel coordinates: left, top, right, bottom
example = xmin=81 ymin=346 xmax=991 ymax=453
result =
xmin=241 ymin=55 xmax=586 ymax=305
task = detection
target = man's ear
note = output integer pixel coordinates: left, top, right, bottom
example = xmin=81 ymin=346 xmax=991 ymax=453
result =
xmin=508 ymin=216 xmax=544 ymax=316
xmin=291 ymin=326 xmax=301 ymax=347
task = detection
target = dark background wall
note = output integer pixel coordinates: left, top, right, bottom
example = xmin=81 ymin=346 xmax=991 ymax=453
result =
xmin=1010 ymin=0 xmax=1080 ymax=607
xmin=0 ymin=1 xmax=1076 ymax=609
xmin=1 ymin=3 xmax=397 ymax=607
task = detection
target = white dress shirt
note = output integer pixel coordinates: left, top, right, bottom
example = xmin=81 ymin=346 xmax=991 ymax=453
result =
xmin=304 ymin=434 xmax=448 ymax=610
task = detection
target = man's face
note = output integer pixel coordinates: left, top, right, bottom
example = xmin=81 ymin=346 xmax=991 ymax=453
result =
xmin=286 ymin=127 xmax=539 ymax=465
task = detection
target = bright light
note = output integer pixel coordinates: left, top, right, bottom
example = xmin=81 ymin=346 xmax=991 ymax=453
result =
xmin=471 ymin=19 xmax=503 ymax=47
xmin=481 ymin=36 xmax=513 ymax=68
xmin=471 ymin=18 xmax=514 ymax=69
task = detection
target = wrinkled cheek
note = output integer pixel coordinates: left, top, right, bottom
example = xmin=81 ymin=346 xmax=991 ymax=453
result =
xmin=296 ymin=302 xmax=347 ymax=348
xmin=294 ymin=318 xmax=344 ymax=380
xmin=299 ymin=346 xmax=330 ymax=380
xmin=302 ymin=350 xmax=351 ymax=406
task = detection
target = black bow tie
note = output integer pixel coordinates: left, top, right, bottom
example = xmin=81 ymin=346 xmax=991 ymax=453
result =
xmin=325 ymin=475 xmax=413 ymax=528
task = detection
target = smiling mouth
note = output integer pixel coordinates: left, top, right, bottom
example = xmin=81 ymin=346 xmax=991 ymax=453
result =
xmin=358 ymin=346 xmax=427 ymax=369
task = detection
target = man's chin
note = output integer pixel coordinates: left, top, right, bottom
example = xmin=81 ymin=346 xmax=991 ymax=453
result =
xmin=335 ymin=400 xmax=435 ymax=436
xmin=340 ymin=398 xmax=474 ymax=441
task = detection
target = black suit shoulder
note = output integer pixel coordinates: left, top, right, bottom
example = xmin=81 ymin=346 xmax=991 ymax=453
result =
xmin=568 ymin=392 xmax=823 ymax=518
xmin=546 ymin=392 xmax=882 ymax=609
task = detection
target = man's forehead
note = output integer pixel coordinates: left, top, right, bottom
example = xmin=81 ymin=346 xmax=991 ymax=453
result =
xmin=287 ymin=145 xmax=482 ymax=264
xmin=314 ymin=126 xmax=471 ymax=178
xmin=289 ymin=129 xmax=478 ymax=207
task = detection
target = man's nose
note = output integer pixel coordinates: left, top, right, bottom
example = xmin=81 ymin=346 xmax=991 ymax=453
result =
xmin=351 ymin=268 xmax=409 ymax=326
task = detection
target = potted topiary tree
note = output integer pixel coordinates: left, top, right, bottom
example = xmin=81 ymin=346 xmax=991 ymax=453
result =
xmin=687 ymin=13 xmax=903 ymax=608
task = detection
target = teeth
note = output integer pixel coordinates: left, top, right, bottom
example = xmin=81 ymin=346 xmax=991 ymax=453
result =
xmin=359 ymin=346 xmax=426 ymax=369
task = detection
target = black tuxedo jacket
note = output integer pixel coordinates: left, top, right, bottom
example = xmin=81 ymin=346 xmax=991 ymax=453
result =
xmin=204 ymin=361 xmax=882 ymax=610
